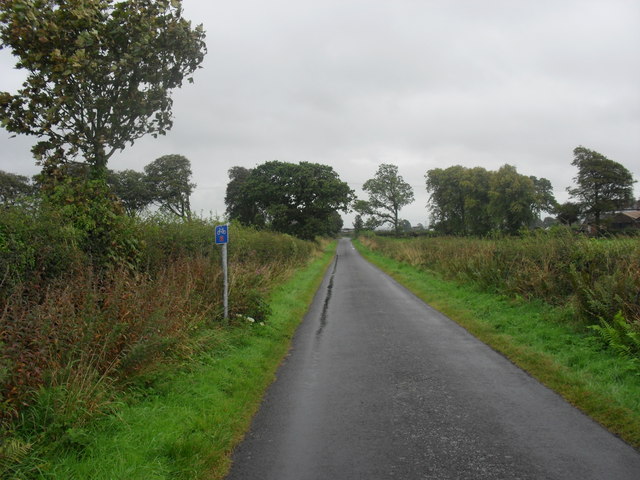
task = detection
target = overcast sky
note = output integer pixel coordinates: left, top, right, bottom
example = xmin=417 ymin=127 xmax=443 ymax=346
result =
xmin=1 ymin=0 xmax=639 ymax=226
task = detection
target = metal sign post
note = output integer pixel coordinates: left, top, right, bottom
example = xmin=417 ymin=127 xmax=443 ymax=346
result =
xmin=215 ymin=225 xmax=229 ymax=319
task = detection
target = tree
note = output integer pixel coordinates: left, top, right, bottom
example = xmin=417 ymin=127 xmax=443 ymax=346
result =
xmin=353 ymin=214 xmax=364 ymax=237
xmin=567 ymin=146 xmax=636 ymax=232
xmin=361 ymin=164 xmax=414 ymax=236
xmin=426 ymin=166 xmax=491 ymax=235
xmin=489 ymin=165 xmax=539 ymax=235
xmin=0 ymin=169 xmax=35 ymax=205
xmin=144 ymin=154 xmax=195 ymax=219
xmin=425 ymin=166 xmax=492 ymax=235
xmin=425 ymin=166 xmax=467 ymax=235
xmin=226 ymin=161 xmax=354 ymax=240
xmin=107 ymin=168 xmax=153 ymax=216
xmin=0 ymin=0 xmax=206 ymax=180
xmin=426 ymin=164 xmax=555 ymax=235
xmin=530 ymin=176 xmax=558 ymax=216
xmin=555 ymin=201 xmax=581 ymax=226
xmin=225 ymin=166 xmax=263 ymax=226
xmin=399 ymin=219 xmax=412 ymax=233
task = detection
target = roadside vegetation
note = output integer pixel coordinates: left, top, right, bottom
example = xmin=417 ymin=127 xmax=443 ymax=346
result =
xmin=0 ymin=202 xmax=330 ymax=478
xmin=355 ymin=232 xmax=640 ymax=448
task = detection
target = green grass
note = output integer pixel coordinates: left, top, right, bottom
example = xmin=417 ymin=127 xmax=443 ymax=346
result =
xmin=354 ymin=239 xmax=640 ymax=450
xmin=29 ymin=241 xmax=337 ymax=480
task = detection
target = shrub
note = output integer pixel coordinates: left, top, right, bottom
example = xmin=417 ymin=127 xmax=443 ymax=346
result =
xmin=1 ymin=214 xmax=319 ymax=445
xmin=360 ymin=231 xmax=640 ymax=327
xmin=0 ymin=205 xmax=86 ymax=300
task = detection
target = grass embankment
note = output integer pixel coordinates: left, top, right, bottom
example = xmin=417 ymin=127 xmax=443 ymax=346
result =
xmin=354 ymin=237 xmax=640 ymax=450
xmin=40 ymin=242 xmax=335 ymax=479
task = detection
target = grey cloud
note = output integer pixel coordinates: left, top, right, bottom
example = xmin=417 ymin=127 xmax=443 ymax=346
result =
xmin=1 ymin=0 xmax=638 ymax=226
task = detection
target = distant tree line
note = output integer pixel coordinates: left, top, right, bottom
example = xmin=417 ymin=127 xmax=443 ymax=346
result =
xmin=424 ymin=164 xmax=556 ymax=236
xmin=3 ymin=146 xmax=636 ymax=241
xmin=1 ymin=154 xmax=196 ymax=219
xmin=424 ymin=146 xmax=636 ymax=235
xmin=220 ymin=145 xmax=636 ymax=240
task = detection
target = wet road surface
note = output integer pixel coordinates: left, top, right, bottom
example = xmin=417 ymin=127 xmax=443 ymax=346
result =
xmin=225 ymin=238 xmax=640 ymax=479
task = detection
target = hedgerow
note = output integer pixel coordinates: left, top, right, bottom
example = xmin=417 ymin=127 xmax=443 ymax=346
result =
xmin=0 ymin=205 xmax=318 ymax=473
xmin=360 ymin=229 xmax=640 ymax=365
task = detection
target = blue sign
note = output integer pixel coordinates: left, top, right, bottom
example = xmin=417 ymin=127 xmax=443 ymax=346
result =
xmin=215 ymin=225 xmax=228 ymax=245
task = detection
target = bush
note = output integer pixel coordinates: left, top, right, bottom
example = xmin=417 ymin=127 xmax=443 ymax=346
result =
xmin=360 ymin=230 xmax=640 ymax=327
xmin=0 ymin=205 xmax=86 ymax=300
xmin=0 ymin=214 xmax=320 ymax=448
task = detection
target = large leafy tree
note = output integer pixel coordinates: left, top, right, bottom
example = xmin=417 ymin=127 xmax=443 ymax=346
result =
xmin=0 ymin=0 xmax=206 ymax=180
xmin=426 ymin=164 xmax=555 ymax=235
xmin=488 ymin=164 xmax=539 ymax=235
xmin=144 ymin=154 xmax=195 ymax=219
xmin=425 ymin=166 xmax=467 ymax=235
xmin=567 ymin=146 xmax=635 ymax=231
xmin=530 ymin=176 xmax=558 ymax=216
xmin=425 ymin=166 xmax=492 ymax=235
xmin=225 ymin=166 xmax=262 ymax=226
xmin=0 ymin=169 xmax=35 ymax=205
xmin=555 ymin=201 xmax=581 ymax=226
xmin=225 ymin=161 xmax=354 ymax=240
xmin=360 ymin=163 xmax=414 ymax=236
xmin=107 ymin=168 xmax=153 ymax=216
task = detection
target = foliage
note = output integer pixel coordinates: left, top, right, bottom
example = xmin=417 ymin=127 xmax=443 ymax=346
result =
xmin=144 ymin=154 xmax=195 ymax=219
xmin=425 ymin=164 xmax=556 ymax=235
xmin=0 ymin=437 xmax=33 ymax=478
xmin=425 ymin=165 xmax=491 ymax=235
xmin=225 ymin=161 xmax=354 ymax=240
xmin=0 ymin=213 xmax=317 ymax=426
xmin=567 ymin=146 xmax=636 ymax=232
xmin=0 ymin=201 xmax=85 ymax=300
xmin=359 ymin=231 xmax=640 ymax=329
xmin=0 ymin=213 xmax=320 ymax=476
xmin=107 ymin=169 xmax=153 ymax=216
xmin=225 ymin=166 xmax=259 ymax=226
xmin=0 ymin=0 xmax=206 ymax=179
xmin=589 ymin=312 xmax=640 ymax=372
xmin=488 ymin=165 xmax=538 ymax=234
xmin=3 ymin=244 xmax=333 ymax=479
xmin=359 ymin=163 xmax=414 ymax=236
xmin=555 ymin=201 xmax=581 ymax=226
xmin=0 ymin=169 xmax=35 ymax=205
xmin=353 ymin=214 xmax=364 ymax=237
xmin=530 ymin=176 xmax=557 ymax=215
xmin=42 ymin=175 xmax=142 ymax=268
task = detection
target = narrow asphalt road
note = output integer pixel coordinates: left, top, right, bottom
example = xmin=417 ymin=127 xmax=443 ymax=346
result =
xmin=226 ymin=238 xmax=640 ymax=480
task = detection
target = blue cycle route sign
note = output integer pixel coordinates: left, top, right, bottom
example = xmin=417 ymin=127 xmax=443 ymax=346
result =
xmin=215 ymin=225 xmax=228 ymax=245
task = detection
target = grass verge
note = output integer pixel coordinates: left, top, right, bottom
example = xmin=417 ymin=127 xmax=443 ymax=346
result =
xmin=354 ymin=240 xmax=640 ymax=450
xmin=35 ymin=241 xmax=337 ymax=479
